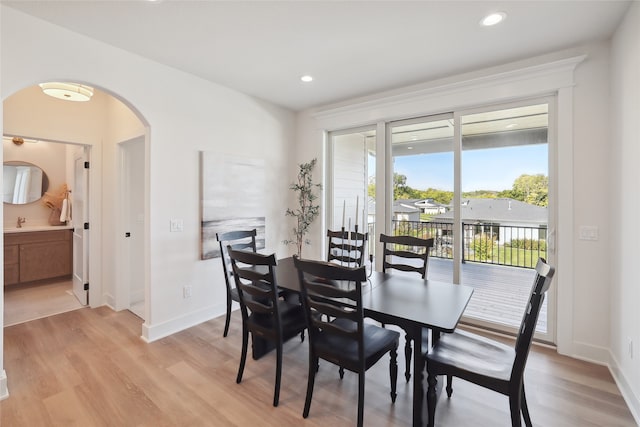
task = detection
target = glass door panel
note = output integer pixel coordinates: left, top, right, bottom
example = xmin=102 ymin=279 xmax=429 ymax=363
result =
xmin=329 ymin=127 xmax=376 ymax=261
xmin=389 ymin=114 xmax=454 ymax=282
xmin=460 ymin=103 xmax=551 ymax=337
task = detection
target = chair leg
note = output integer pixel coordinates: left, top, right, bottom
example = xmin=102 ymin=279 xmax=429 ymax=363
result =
xmin=339 ymin=366 xmax=345 ymax=379
xmin=446 ymin=374 xmax=453 ymax=398
xmin=223 ymin=296 xmax=232 ymax=337
xmin=300 ymin=330 xmax=305 ymax=342
xmin=389 ymin=348 xmax=398 ymax=403
xmin=509 ymin=391 xmax=523 ymax=427
xmin=426 ymin=372 xmax=438 ymax=427
xmin=236 ymin=326 xmax=248 ymax=383
xmin=273 ymin=342 xmax=282 ymax=407
xmin=303 ymin=355 xmax=318 ymax=418
xmin=357 ymin=371 xmax=365 ymax=427
xmin=521 ymin=385 xmax=532 ymax=427
xmin=404 ymin=332 xmax=412 ymax=382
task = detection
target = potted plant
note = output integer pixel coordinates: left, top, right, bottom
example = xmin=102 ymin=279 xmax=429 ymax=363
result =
xmin=283 ymin=158 xmax=321 ymax=257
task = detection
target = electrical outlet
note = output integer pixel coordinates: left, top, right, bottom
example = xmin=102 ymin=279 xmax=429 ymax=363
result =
xmin=183 ymin=285 xmax=192 ymax=298
xmin=170 ymin=218 xmax=184 ymax=232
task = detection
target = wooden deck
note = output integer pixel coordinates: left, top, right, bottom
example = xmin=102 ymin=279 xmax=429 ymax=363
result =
xmin=380 ymin=256 xmax=545 ymax=332
xmin=427 ymin=257 xmax=546 ymax=332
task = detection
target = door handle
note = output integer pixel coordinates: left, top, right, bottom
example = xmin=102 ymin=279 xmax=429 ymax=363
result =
xmin=125 ymin=232 xmax=131 ymax=237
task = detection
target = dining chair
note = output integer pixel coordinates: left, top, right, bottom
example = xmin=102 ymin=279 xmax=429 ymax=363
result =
xmin=327 ymin=229 xmax=368 ymax=267
xmin=228 ymin=248 xmax=307 ymax=407
xmin=379 ymin=233 xmax=434 ymax=382
xmin=425 ymin=258 xmax=555 ymax=427
xmin=216 ymin=229 xmax=257 ymax=337
xmin=293 ymin=256 xmax=399 ymax=427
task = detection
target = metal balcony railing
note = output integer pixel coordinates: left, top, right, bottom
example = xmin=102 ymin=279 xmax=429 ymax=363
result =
xmin=390 ymin=220 xmax=547 ymax=269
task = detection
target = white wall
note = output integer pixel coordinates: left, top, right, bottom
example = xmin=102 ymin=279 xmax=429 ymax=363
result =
xmin=0 ymin=4 xmax=296 ymax=399
xmin=610 ymin=1 xmax=640 ymax=421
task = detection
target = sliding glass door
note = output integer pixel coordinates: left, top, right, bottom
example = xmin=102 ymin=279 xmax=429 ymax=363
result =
xmin=328 ymin=98 xmax=555 ymax=341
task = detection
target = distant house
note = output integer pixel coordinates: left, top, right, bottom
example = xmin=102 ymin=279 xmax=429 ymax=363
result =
xmin=414 ymin=198 xmax=447 ymax=215
xmin=432 ymin=198 xmax=547 ymax=245
xmin=393 ymin=199 xmax=421 ymax=222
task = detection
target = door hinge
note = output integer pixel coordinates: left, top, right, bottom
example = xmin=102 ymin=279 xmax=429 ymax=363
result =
xmin=84 ymin=161 xmax=90 ymax=169
xmin=84 ymin=222 xmax=90 ymax=230
xmin=84 ymin=283 xmax=89 ymax=291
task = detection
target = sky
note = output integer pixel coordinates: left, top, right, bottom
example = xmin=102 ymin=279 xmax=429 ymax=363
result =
xmin=391 ymin=144 xmax=548 ymax=192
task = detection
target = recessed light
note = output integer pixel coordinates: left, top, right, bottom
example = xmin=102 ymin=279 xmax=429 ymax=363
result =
xmin=300 ymin=75 xmax=313 ymax=83
xmin=407 ymin=146 xmax=413 ymax=150
xmin=481 ymin=12 xmax=506 ymax=27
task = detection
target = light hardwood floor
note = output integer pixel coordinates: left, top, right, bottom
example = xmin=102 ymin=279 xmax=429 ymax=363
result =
xmin=3 ymin=279 xmax=84 ymax=326
xmin=1 ymin=307 xmax=636 ymax=426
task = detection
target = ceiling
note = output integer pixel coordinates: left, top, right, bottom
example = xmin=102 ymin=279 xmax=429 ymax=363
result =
xmin=3 ymin=0 xmax=632 ymax=111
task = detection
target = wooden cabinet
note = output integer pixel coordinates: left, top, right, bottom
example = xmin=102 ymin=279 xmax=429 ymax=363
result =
xmin=4 ymin=229 xmax=72 ymax=286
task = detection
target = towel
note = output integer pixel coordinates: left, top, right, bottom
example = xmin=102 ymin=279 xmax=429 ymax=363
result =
xmin=60 ymin=198 xmax=69 ymax=222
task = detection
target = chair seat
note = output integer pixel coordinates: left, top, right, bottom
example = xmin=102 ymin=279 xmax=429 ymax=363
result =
xmin=248 ymin=300 xmax=306 ymax=340
xmin=315 ymin=318 xmax=400 ymax=372
xmin=427 ymin=329 xmax=515 ymax=384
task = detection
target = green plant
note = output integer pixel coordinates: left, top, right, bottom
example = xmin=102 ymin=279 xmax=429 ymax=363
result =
xmin=472 ymin=232 xmax=496 ymax=261
xmin=283 ymin=158 xmax=322 ymax=257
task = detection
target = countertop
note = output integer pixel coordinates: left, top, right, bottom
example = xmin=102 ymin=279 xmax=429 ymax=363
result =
xmin=4 ymin=225 xmax=73 ymax=234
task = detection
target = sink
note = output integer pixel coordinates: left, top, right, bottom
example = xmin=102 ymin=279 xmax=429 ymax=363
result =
xmin=4 ymin=225 xmax=73 ymax=233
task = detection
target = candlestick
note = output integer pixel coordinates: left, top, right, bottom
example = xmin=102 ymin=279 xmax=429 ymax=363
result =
xmin=342 ymin=200 xmax=346 ymax=229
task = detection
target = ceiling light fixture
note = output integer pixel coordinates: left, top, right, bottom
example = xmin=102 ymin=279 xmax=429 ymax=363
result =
xmin=39 ymin=82 xmax=94 ymax=102
xmin=481 ymin=12 xmax=506 ymax=27
xmin=300 ymin=75 xmax=313 ymax=83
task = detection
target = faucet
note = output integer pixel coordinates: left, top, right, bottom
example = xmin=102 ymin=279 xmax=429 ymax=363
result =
xmin=17 ymin=217 xmax=26 ymax=228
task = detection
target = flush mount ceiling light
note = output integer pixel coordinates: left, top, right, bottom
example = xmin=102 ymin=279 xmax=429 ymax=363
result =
xmin=481 ymin=12 xmax=507 ymax=27
xmin=300 ymin=75 xmax=314 ymax=83
xmin=39 ymin=82 xmax=94 ymax=102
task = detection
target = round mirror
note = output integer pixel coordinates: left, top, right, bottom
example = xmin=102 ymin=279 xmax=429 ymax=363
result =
xmin=3 ymin=161 xmax=49 ymax=205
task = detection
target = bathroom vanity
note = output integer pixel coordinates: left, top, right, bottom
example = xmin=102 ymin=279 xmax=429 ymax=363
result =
xmin=4 ymin=227 xmax=73 ymax=286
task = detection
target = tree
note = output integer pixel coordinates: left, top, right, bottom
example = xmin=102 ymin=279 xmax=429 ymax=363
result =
xmin=283 ymin=159 xmax=322 ymax=257
xmin=499 ymin=174 xmax=548 ymax=206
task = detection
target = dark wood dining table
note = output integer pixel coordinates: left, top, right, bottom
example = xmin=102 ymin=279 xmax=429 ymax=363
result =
xmin=262 ymin=256 xmax=474 ymax=427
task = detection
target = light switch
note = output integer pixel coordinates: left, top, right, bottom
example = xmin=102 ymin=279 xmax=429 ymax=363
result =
xmin=578 ymin=225 xmax=598 ymax=241
xmin=170 ymin=218 xmax=184 ymax=232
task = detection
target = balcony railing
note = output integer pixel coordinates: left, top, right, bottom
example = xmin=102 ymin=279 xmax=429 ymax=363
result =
xmin=391 ymin=220 xmax=547 ymax=269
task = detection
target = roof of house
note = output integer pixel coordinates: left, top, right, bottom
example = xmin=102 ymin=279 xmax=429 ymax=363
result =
xmin=393 ymin=199 xmax=421 ymax=214
xmin=415 ymin=199 xmax=447 ymax=209
xmin=432 ymin=198 xmax=547 ymax=224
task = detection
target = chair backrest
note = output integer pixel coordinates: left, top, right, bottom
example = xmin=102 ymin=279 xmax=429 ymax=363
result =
xmin=294 ymin=256 xmax=367 ymax=363
xmin=379 ymin=233 xmax=434 ymax=279
xmin=327 ymin=229 xmax=368 ymax=267
xmin=216 ymin=229 xmax=257 ymax=292
xmin=227 ymin=248 xmax=282 ymax=335
xmin=512 ymin=257 xmax=555 ymax=381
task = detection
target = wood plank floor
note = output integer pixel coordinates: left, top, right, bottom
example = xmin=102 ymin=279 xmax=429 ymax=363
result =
xmin=1 ymin=307 xmax=636 ymax=426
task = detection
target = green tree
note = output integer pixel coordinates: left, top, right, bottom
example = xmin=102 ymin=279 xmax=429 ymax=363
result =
xmin=499 ymin=174 xmax=548 ymax=206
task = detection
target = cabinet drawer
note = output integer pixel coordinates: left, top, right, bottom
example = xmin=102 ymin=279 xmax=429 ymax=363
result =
xmin=4 ymin=229 xmax=71 ymax=245
xmin=19 ymin=241 xmax=72 ymax=283
xmin=4 ymin=245 xmax=19 ymax=265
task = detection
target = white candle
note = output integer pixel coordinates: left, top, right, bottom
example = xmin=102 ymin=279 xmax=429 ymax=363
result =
xmin=362 ymin=209 xmax=366 ymax=231
xmin=342 ymin=200 xmax=346 ymax=229
xmin=355 ymin=196 xmax=359 ymax=227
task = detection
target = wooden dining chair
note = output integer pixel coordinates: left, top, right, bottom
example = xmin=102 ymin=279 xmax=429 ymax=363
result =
xmin=327 ymin=229 xmax=368 ymax=267
xmin=293 ymin=256 xmax=399 ymax=427
xmin=425 ymin=258 xmax=555 ymax=427
xmin=216 ymin=229 xmax=257 ymax=337
xmin=228 ymin=248 xmax=306 ymax=407
xmin=379 ymin=233 xmax=434 ymax=382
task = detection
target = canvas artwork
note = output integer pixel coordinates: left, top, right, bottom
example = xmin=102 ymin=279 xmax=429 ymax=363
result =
xmin=200 ymin=152 xmax=266 ymax=259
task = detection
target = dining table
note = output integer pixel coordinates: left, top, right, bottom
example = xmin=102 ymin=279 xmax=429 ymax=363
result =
xmin=254 ymin=256 xmax=473 ymax=427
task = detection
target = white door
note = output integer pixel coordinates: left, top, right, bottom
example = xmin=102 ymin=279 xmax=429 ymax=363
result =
xmin=72 ymin=147 xmax=90 ymax=305
xmin=122 ymin=137 xmax=145 ymax=319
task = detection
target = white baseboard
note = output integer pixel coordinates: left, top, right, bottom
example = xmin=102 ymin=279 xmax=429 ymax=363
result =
xmin=0 ymin=369 xmax=9 ymax=400
xmin=609 ymin=351 xmax=640 ymax=425
xmin=141 ymin=303 xmax=226 ymax=342
xmin=560 ymin=340 xmax=611 ymax=366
